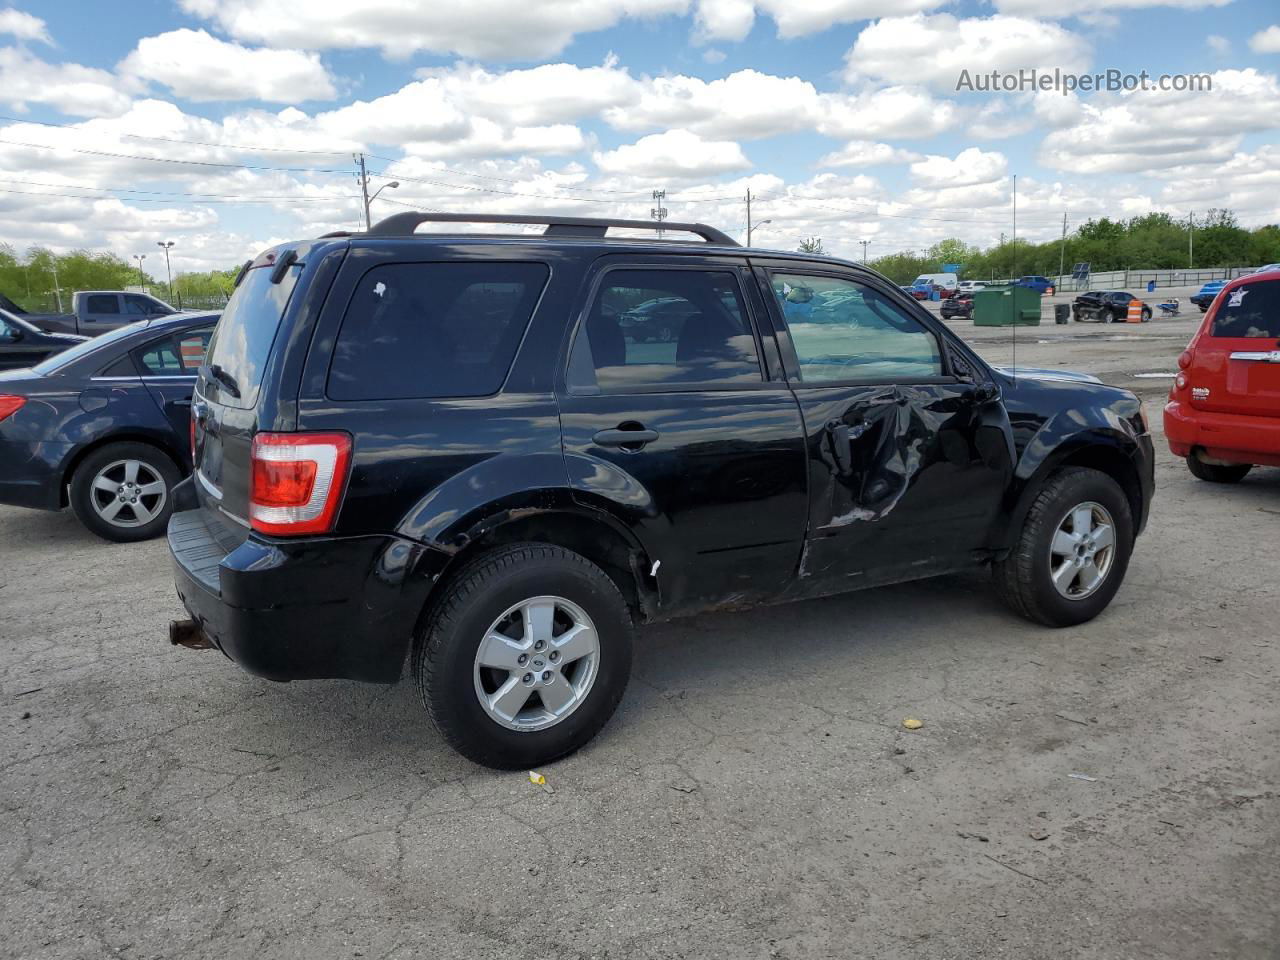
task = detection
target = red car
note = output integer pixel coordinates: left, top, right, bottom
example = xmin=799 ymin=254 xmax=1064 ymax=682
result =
xmin=1164 ymin=272 xmax=1280 ymax=482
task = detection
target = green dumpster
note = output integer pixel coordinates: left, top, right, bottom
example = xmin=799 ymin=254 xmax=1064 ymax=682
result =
xmin=972 ymin=285 xmax=1041 ymax=326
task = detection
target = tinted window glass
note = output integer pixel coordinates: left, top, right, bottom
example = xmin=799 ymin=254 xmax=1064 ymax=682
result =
xmin=770 ymin=273 xmax=942 ymax=382
xmin=31 ymin=320 xmax=150 ymax=374
xmin=327 ymin=261 xmax=548 ymax=401
xmin=135 ymin=327 xmax=213 ymax=375
xmin=570 ymin=269 xmax=760 ymax=391
xmin=1211 ymin=279 xmax=1280 ymax=338
xmin=85 ymin=294 xmax=119 ymax=315
xmin=204 ymin=259 xmax=299 ymax=408
xmin=99 ymin=355 xmax=137 ymax=377
xmin=123 ymin=296 xmax=151 ymax=315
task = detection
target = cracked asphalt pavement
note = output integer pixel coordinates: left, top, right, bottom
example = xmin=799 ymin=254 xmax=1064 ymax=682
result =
xmin=2 ymin=290 xmax=1277 ymax=959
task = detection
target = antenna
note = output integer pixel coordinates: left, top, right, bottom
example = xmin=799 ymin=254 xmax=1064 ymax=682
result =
xmin=1011 ymin=174 xmax=1017 ymax=383
xmin=651 ymin=189 xmax=667 ymax=240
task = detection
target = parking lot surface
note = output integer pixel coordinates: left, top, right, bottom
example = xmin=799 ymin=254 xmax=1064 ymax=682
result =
xmin=2 ymin=297 xmax=1277 ymax=959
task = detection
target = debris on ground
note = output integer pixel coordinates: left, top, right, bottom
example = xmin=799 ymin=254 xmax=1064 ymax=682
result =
xmin=957 ymin=831 xmax=990 ymax=842
xmin=902 ymin=716 xmax=923 ymax=730
xmin=1068 ymin=773 xmax=1098 ymax=782
xmin=1029 ymin=829 xmax=1050 ymax=841
xmin=528 ymin=770 xmax=546 ymax=786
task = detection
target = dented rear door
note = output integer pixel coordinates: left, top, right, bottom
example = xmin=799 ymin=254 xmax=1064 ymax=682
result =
xmin=753 ymin=262 xmax=1012 ymax=586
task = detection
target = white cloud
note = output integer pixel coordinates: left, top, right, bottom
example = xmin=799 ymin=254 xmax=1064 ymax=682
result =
xmin=1206 ymin=34 xmax=1229 ymax=54
xmin=403 ymin=120 xmax=587 ymax=160
xmin=593 ymin=129 xmax=750 ymax=177
xmin=313 ymin=81 xmax=468 ymax=144
xmin=414 ymin=60 xmax=639 ymax=126
xmin=1039 ymin=68 xmax=1280 ymax=174
xmin=995 ymin=0 xmax=1229 ymax=14
xmin=819 ymin=140 xmax=923 ymax=168
xmin=696 ymin=0 xmax=941 ymax=41
xmin=702 ymin=47 xmax=727 ymax=64
xmin=818 ymin=86 xmax=961 ymax=140
xmin=0 ymin=47 xmax=133 ymax=117
xmin=0 ymin=7 xmax=48 ymax=43
xmin=1250 ymin=25 xmax=1280 ymax=54
xmin=846 ymin=14 xmax=1089 ymax=91
xmin=910 ymin=148 xmax=1008 ymax=187
xmin=178 ymin=0 xmax=690 ymax=60
xmin=119 ymin=29 xmax=337 ymax=103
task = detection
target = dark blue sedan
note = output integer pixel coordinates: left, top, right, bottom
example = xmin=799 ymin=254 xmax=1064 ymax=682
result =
xmin=0 ymin=311 xmax=218 ymax=541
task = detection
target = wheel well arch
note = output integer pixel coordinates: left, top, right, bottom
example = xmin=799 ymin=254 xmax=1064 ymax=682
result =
xmin=59 ymin=433 xmax=184 ymax=507
xmin=1002 ymin=439 xmax=1143 ymax=551
xmin=428 ymin=509 xmax=655 ymax=623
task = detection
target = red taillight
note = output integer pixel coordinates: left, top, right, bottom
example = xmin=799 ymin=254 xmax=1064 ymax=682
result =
xmin=249 ymin=432 xmax=351 ymax=535
xmin=189 ymin=410 xmax=196 ymax=459
xmin=0 ymin=395 xmax=26 ymax=422
xmin=1177 ymin=350 xmax=1193 ymax=369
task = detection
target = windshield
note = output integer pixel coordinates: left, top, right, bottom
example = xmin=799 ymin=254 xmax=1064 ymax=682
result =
xmin=31 ymin=320 xmax=152 ymax=374
xmin=0 ymin=307 xmax=39 ymax=334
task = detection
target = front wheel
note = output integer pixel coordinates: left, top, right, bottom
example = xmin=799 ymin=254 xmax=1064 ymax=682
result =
xmin=1187 ymin=454 xmax=1251 ymax=484
xmin=69 ymin=441 xmax=180 ymax=542
xmin=996 ymin=467 xmax=1134 ymax=627
xmin=414 ymin=543 xmax=634 ymax=768
xmin=1141 ymin=307 xmax=1152 ymax=322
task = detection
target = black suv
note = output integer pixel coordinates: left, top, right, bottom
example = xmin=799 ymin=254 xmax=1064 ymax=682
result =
xmin=169 ymin=213 xmax=1154 ymax=768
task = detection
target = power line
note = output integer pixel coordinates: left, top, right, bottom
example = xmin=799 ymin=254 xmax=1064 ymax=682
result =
xmin=0 ymin=136 xmax=349 ymax=174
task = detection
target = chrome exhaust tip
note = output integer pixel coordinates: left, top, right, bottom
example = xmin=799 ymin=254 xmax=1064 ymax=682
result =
xmin=169 ymin=619 xmax=214 ymax=650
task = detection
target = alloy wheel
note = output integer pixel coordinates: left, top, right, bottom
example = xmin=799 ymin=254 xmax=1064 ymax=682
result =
xmin=1047 ymin=501 xmax=1117 ymax=600
xmin=89 ymin=459 xmax=167 ymax=528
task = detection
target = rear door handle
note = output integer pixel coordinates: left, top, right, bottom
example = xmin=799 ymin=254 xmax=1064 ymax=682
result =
xmin=593 ymin=427 xmax=660 ymax=449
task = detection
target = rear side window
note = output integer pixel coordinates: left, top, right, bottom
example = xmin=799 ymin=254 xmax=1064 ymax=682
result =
xmin=85 ymin=294 xmax=118 ymax=315
xmin=204 ymin=258 xmax=299 ymax=408
xmin=327 ymin=262 xmax=548 ymax=401
xmin=567 ymin=269 xmax=761 ymax=391
xmin=135 ymin=327 xmax=213 ymax=376
xmin=1211 ymin=280 xmax=1280 ymax=338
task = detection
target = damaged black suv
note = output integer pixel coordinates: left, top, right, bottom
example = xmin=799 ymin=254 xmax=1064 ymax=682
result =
xmin=169 ymin=213 xmax=1154 ymax=768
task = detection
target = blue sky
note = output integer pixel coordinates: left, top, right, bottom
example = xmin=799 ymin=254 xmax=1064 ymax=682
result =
xmin=2 ymin=0 xmax=1279 ymax=274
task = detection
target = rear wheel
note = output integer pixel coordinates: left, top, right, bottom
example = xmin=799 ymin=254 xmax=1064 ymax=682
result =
xmin=996 ymin=467 xmax=1134 ymax=627
xmin=414 ymin=543 xmax=634 ymax=769
xmin=1141 ymin=307 xmax=1152 ymax=322
xmin=1187 ymin=453 xmax=1252 ymax=484
xmin=69 ymin=441 xmax=180 ymax=542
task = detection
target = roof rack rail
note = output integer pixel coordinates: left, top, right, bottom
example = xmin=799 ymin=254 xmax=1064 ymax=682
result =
xmin=365 ymin=212 xmax=739 ymax=246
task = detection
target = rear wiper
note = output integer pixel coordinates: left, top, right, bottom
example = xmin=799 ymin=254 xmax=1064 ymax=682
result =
xmin=207 ymin=363 xmax=241 ymax=399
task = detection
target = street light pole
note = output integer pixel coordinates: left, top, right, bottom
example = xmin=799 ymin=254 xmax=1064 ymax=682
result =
xmin=748 ymin=218 xmax=772 ymax=247
xmin=133 ymin=254 xmax=147 ymax=287
xmin=366 ymin=181 xmax=399 ymax=224
xmin=859 ymin=239 xmax=870 ymax=262
xmin=157 ymin=241 xmax=175 ymax=304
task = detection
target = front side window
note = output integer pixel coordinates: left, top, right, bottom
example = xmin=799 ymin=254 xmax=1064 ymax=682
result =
xmin=123 ymin=296 xmax=151 ymax=316
xmin=1211 ymin=279 xmax=1280 ymax=338
xmin=769 ymin=273 xmax=942 ymax=382
xmin=569 ymin=269 xmax=761 ymax=391
xmin=327 ymin=261 xmax=548 ymax=401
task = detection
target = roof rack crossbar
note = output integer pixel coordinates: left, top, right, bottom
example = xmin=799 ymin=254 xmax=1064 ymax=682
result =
xmin=365 ymin=212 xmax=739 ymax=246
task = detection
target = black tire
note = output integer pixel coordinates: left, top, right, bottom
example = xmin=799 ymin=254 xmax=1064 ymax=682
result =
xmin=68 ymin=441 xmax=181 ymax=543
xmin=995 ymin=467 xmax=1134 ymax=627
xmin=414 ymin=543 xmax=634 ymax=769
xmin=1141 ymin=307 xmax=1152 ymax=322
xmin=1187 ymin=454 xmax=1251 ymax=484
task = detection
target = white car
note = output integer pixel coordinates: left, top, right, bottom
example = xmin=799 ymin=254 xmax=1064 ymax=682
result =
xmin=957 ymin=280 xmax=988 ymax=293
xmin=1252 ymin=263 xmax=1280 ymax=274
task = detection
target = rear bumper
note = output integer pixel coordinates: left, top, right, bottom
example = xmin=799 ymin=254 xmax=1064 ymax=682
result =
xmin=0 ymin=439 xmax=70 ymax=511
xmin=169 ymin=502 xmax=429 ymax=683
xmin=1164 ymin=400 xmax=1280 ymax=466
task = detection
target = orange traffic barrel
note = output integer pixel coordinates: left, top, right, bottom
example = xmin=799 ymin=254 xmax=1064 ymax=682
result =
xmin=1126 ymin=299 xmax=1143 ymax=323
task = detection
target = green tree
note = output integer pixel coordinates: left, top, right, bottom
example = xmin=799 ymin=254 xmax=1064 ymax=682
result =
xmin=797 ymin=236 xmax=825 ymax=255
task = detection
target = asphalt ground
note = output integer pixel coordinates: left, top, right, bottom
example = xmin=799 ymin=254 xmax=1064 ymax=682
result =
xmin=2 ymin=283 xmax=1277 ymax=959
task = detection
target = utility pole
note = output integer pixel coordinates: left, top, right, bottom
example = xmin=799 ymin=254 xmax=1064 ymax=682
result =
xmin=355 ymin=153 xmax=372 ymax=230
xmin=157 ymin=241 xmax=175 ymax=305
xmin=859 ymin=240 xmax=870 ymax=262
xmin=50 ymin=256 xmax=62 ymax=312
xmin=1011 ymin=174 xmax=1017 ymax=276
xmin=1058 ymin=212 xmax=1067 ymax=287
xmin=651 ymin=189 xmax=667 ymax=239
xmin=1188 ymin=211 xmax=1194 ymax=269
xmin=745 ymin=188 xmax=751 ymax=246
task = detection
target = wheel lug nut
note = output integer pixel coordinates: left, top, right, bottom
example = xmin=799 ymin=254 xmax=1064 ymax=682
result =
xmin=517 ymin=654 xmax=528 ymax=666
xmin=534 ymin=639 xmax=546 ymax=651
xmin=549 ymin=651 xmax=560 ymax=663
xmin=541 ymin=671 xmax=552 ymax=682
xmin=522 ymin=672 xmax=534 ymax=684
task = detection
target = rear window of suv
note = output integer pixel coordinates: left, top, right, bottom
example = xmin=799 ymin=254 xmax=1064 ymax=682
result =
xmin=1211 ymin=279 xmax=1280 ymax=338
xmin=327 ymin=261 xmax=548 ymax=401
xmin=203 ymin=257 xmax=299 ymax=408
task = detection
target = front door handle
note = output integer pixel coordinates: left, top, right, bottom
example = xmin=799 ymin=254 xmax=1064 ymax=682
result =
xmin=593 ymin=426 xmax=660 ymax=449
xmin=171 ymin=398 xmax=192 ymax=407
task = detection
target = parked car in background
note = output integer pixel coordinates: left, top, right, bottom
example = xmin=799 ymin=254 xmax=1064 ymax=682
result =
xmin=1 ymin=308 xmax=87 ymax=370
xmin=958 ymin=280 xmax=987 ymax=294
xmin=0 ymin=311 xmax=218 ymax=541
xmin=1190 ymin=280 xmax=1226 ymax=313
xmin=1016 ymin=276 xmax=1054 ymax=295
xmin=1165 ymin=272 xmax=1280 ymax=482
xmin=1072 ymin=291 xmax=1152 ymax=323
xmin=908 ymin=280 xmax=938 ymax=300
xmin=23 ymin=291 xmax=178 ymax=338
xmin=940 ymin=292 xmax=974 ymax=319
xmin=168 ymin=211 xmax=1153 ymax=770
xmin=618 ymin=296 xmax=697 ymax=342
xmin=913 ymin=273 xmax=958 ymax=297
xmin=1251 ymin=263 xmax=1280 ymax=275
